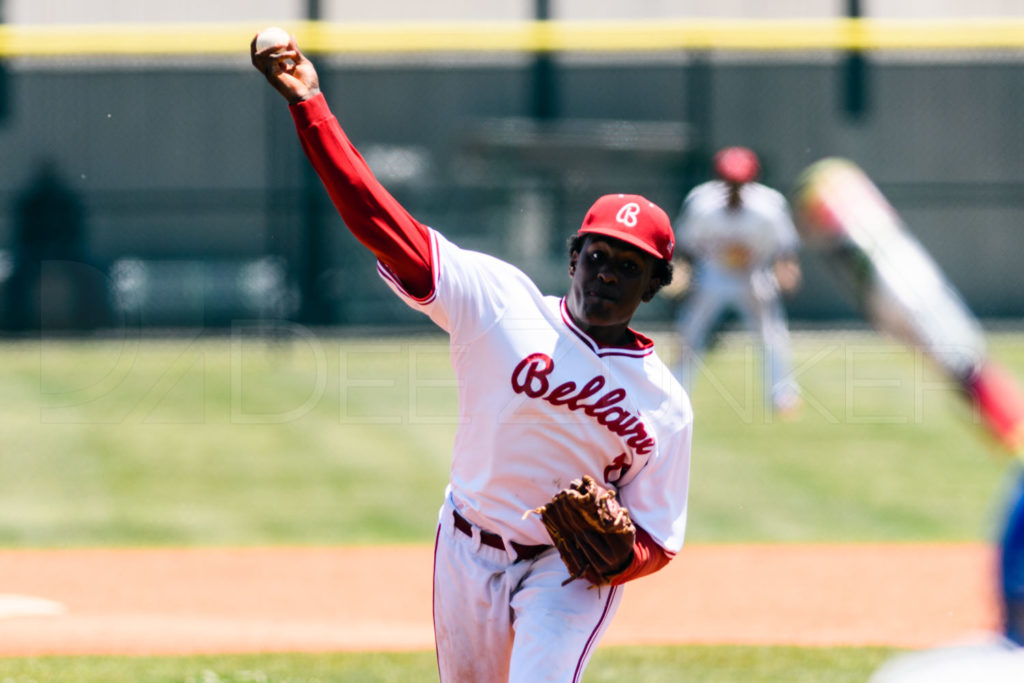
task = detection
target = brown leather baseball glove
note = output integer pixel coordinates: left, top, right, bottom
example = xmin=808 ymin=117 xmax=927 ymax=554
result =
xmin=528 ymin=475 xmax=636 ymax=586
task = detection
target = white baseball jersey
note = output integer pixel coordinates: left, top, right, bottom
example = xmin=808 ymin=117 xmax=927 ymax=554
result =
xmin=380 ymin=230 xmax=693 ymax=553
xmin=678 ymin=180 xmax=799 ymax=275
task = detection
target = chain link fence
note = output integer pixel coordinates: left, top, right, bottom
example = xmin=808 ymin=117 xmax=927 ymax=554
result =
xmin=0 ymin=33 xmax=1021 ymax=332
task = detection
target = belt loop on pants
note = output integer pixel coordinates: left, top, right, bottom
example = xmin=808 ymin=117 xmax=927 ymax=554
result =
xmin=452 ymin=509 xmax=549 ymax=562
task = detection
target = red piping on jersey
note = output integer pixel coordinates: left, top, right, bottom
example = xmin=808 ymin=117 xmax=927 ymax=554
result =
xmin=559 ymin=298 xmax=654 ymax=358
xmin=376 ymin=230 xmax=441 ymax=304
xmin=431 ymin=524 xmax=442 ymax=681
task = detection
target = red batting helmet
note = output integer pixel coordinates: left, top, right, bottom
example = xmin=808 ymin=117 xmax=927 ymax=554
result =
xmin=713 ymin=146 xmax=761 ymax=184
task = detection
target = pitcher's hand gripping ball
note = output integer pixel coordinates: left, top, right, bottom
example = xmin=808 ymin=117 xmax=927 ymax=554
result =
xmin=255 ymin=26 xmax=291 ymax=52
xmin=528 ymin=475 xmax=636 ymax=586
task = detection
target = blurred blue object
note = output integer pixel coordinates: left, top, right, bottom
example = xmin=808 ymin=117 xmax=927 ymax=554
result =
xmin=1001 ymin=464 xmax=1024 ymax=645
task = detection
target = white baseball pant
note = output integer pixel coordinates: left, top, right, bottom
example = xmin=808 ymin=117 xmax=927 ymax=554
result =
xmin=433 ymin=495 xmax=623 ymax=682
xmin=675 ymin=267 xmax=799 ymax=413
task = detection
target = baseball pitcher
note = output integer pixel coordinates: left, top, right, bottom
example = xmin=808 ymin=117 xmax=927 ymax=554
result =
xmin=251 ymin=34 xmax=692 ymax=682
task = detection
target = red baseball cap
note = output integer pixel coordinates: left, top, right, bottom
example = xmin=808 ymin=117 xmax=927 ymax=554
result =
xmin=577 ymin=194 xmax=674 ymax=261
xmin=713 ymin=146 xmax=760 ymax=184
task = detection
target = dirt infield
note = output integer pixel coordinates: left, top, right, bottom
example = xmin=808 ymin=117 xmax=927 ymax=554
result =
xmin=0 ymin=543 xmax=1001 ymax=657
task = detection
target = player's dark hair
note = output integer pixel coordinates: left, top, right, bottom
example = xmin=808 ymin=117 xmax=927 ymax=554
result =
xmin=567 ymin=234 xmax=674 ymax=293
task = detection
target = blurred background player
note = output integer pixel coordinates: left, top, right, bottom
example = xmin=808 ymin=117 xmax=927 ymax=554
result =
xmin=868 ymin=463 xmax=1024 ymax=682
xmin=251 ymin=33 xmax=693 ymax=683
xmin=671 ymin=146 xmax=802 ymax=417
xmin=792 ymin=157 xmax=1024 ymax=453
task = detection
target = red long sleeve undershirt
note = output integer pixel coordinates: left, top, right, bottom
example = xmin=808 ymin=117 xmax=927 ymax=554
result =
xmin=289 ymin=93 xmax=672 ymax=585
xmin=290 ymin=93 xmax=435 ymax=299
xmin=611 ymin=526 xmax=674 ymax=585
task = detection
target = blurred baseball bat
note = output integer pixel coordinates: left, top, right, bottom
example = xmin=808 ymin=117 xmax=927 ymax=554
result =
xmin=792 ymin=158 xmax=1024 ymax=455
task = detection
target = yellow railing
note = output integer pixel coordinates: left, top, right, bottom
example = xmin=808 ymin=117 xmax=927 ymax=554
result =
xmin=0 ymin=18 xmax=1022 ymax=57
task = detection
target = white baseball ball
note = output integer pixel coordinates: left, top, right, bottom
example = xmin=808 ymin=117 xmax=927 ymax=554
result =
xmin=256 ymin=26 xmax=291 ymax=52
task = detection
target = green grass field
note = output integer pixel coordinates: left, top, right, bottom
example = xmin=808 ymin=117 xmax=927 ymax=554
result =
xmin=0 ymin=329 xmax=1020 ymax=680
xmin=0 ymin=645 xmax=901 ymax=682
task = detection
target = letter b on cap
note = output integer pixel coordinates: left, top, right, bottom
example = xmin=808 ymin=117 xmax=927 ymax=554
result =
xmin=615 ymin=202 xmax=640 ymax=228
